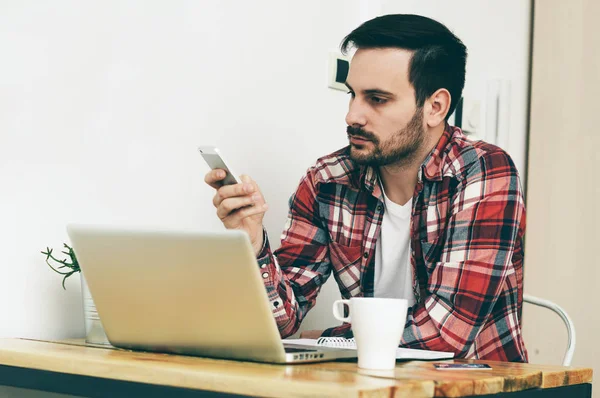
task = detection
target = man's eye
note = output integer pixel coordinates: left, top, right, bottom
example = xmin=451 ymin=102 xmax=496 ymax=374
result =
xmin=369 ymin=96 xmax=386 ymax=104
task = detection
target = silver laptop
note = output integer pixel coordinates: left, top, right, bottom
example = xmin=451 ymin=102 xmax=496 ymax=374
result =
xmin=66 ymin=224 xmax=356 ymax=364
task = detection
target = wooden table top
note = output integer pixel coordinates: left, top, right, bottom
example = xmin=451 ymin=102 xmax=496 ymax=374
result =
xmin=0 ymin=338 xmax=592 ymax=398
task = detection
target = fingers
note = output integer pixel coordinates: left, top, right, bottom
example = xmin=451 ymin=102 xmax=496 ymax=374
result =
xmin=240 ymin=175 xmax=265 ymax=205
xmin=204 ymin=169 xmax=227 ymax=189
xmin=212 ymin=181 xmax=256 ymax=208
xmin=216 ymin=193 xmax=262 ymax=219
xmin=210 ymin=174 xmax=268 ymax=225
xmin=220 ymin=200 xmax=269 ymax=228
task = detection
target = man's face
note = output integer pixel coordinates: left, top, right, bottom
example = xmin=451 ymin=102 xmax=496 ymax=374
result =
xmin=345 ymin=48 xmax=426 ymax=166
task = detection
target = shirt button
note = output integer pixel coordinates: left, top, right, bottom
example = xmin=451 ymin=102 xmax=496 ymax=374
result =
xmin=376 ymin=205 xmax=383 ymax=211
xmin=363 ymin=252 xmax=369 ymax=259
xmin=273 ymin=301 xmax=280 ymax=308
xmin=262 ymin=272 xmax=269 ymax=279
xmin=260 ymin=263 xmax=267 ymax=269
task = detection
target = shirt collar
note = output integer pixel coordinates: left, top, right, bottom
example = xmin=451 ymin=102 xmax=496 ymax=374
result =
xmin=420 ymin=122 xmax=455 ymax=182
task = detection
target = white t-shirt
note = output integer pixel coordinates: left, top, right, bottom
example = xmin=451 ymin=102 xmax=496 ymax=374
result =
xmin=374 ymin=187 xmax=417 ymax=307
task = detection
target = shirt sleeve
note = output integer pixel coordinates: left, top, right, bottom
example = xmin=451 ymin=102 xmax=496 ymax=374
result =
xmin=401 ymin=150 xmax=526 ymax=357
xmin=256 ymin=170 xmax=335 ymax=338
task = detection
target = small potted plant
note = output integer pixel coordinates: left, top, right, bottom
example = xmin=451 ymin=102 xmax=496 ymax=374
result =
xmin=41 ymin=243 xmax=80 ymax=289
xmin=42 ymin=243 xmax=110 ymax=345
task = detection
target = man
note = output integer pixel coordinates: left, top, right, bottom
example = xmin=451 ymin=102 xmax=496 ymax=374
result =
xmin=205 ymin=14 xmax=527 ymax=362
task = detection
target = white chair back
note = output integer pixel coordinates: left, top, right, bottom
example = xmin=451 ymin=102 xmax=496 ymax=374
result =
xmin=523 ymin=294 xmax=576 ymax=366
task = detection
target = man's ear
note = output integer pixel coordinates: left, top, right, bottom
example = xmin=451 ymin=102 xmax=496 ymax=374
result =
xmin=424 ymin=88 xmax=451 ymax=128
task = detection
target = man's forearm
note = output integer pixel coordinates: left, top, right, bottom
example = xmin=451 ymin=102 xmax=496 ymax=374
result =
xmin=256 ymin=234 xmax=305 ymax=337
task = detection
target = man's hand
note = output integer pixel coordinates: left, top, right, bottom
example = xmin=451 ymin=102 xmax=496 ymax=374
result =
xmin=299 ymin=329 xmax=325 ymax=339
xmin=204 ymin=170 xmax=268 ymax=256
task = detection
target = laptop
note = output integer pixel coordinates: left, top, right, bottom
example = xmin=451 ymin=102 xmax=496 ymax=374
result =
xmin=66 ymin=224 xmax=356 ymax=364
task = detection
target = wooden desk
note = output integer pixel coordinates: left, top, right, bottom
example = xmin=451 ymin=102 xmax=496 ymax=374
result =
xmin=0 ymin=338 xmax=592 ymax=397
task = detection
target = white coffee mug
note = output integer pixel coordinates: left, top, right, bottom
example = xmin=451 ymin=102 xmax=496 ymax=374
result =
xmin=332 ymin=297 xmax=408 ymax=370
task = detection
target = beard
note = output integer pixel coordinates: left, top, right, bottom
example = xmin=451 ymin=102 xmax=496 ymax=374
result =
xmin=347 ymin=108 xmax=425 ymax=167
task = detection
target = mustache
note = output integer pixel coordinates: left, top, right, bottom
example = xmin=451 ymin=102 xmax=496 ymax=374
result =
xmin=346 ymin=126 xmax=378 ymax=142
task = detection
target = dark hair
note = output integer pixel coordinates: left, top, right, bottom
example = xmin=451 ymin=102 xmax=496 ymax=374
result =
xmin=341 ymin=14 xmax=467 ymax=120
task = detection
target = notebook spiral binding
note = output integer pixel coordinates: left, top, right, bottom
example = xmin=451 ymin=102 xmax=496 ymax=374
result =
xmin=316 ymin=337 xmax=356 ymax=348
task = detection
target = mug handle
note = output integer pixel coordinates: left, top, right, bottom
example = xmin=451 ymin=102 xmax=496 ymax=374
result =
xmin=332 ymin=299 xmax=351 ymax=323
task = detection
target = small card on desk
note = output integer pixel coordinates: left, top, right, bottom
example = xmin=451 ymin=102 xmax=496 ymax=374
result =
xmin=434 ymin=363 xmax=492 ymax=370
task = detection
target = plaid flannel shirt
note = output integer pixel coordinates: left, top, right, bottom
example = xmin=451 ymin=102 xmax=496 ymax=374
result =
xmin=256 ymin=124 xmax=528 ymax=362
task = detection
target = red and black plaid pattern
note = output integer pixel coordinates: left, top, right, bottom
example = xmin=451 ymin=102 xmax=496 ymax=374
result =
xmin=256 ymin=124 xmax=527 ymax=362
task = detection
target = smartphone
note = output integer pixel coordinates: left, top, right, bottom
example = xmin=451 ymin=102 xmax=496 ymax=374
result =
xmin=198 ymin=146 xmax=240 ymax=186
xmin=433 ymin=363 xmax=492 ymax=370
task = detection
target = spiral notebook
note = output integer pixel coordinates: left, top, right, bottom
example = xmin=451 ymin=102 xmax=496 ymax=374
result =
xmin=284 ymin=337 xmax=454 ymax=360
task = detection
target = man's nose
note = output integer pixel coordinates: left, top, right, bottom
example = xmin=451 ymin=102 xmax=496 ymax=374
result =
xmin=345 ymin=100 xmax=367 ymax=127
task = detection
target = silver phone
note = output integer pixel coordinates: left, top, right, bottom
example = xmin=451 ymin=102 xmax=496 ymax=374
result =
xmin=198 ymin=146 xmax=240 ymax=186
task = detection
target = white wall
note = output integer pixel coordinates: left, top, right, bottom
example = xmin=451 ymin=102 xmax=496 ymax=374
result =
xmin=0 ymin=0 xmax=368 ymax=340
xmin=0 ymin=1 xmax=532 ymax=343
